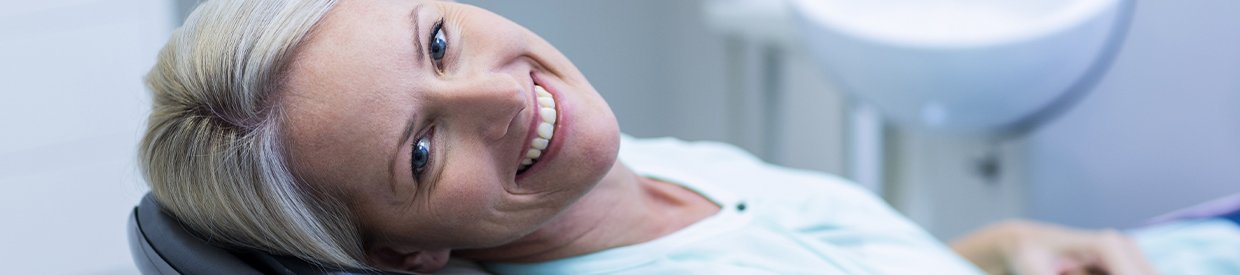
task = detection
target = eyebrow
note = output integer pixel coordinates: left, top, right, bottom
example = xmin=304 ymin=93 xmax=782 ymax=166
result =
xmin=387 ymin=4 xmax=428 ymax=194
xmin=409 ymin=3 xmax=426 ymax=66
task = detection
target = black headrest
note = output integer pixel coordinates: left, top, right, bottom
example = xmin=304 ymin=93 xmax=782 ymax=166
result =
xmin=128 ymin=192 xmax=393 ymax=275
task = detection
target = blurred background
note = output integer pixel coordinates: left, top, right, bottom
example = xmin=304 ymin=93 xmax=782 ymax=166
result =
xmin=2 ymin=0 xmax=1238 ymax=274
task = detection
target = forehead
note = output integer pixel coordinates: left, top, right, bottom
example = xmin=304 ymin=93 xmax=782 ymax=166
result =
xmin=293 ymin=0 xmax=419 ymax=88
xmin=279 ymin=0 xmax=424 ymax=190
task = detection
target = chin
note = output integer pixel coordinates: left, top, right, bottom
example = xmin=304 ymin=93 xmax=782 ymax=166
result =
xmin=541 ymin=124 xmax=617 ymax=201
xmin=570 ymin=99 xmax=621 ymax=187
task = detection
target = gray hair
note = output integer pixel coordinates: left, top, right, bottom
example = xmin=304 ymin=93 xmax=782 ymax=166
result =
xmin=139 ymin=0 xmax=364 ymax=268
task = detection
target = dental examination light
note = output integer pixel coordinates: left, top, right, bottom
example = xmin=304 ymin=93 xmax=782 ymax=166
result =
xmin=704 ymin=0 xmax=1134 ymax=191
xmin=790 ymin=0 xmax=1134 ymax=136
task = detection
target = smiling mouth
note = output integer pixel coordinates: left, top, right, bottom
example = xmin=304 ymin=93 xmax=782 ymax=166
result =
xmin=516 ymin=83 xmax=558 ymax=175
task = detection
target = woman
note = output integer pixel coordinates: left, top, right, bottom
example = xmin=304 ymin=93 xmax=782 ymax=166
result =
xmin=141 ymin=0 xmax=1161 ymax=274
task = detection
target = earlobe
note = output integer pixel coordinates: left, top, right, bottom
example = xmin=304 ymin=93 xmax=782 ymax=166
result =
xmin=367 ymin=246 xmax=451 ymax=273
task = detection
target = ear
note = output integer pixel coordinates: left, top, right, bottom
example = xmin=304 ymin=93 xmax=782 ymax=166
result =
xmin=366 ymin=245 xmax=451 ymax=274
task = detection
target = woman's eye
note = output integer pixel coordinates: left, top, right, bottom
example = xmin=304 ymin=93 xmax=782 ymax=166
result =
xmin=429 ymin=20 xmax=447 ymax=66
xmin=412 ymin=135 xmax=431 ymax=177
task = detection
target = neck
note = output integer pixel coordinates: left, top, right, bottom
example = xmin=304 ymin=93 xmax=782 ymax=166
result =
xmin=455 ymin=161 xmax=718 ymax=262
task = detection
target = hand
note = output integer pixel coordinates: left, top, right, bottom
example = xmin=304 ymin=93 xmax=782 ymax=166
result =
xmin=951 ymin=220 xmax=1158 ymax=275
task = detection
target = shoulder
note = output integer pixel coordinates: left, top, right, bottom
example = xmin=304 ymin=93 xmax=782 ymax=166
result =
xmin=618 ymin=135 xmax=884 ymax=212
xmin=618 ymin=135 xmax=764 ymax=169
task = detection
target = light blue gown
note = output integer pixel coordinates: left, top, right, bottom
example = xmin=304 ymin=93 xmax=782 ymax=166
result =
xmin=484 ymin=136 xmax=1240 ymax=274
xmin=486 ymin=136 xmax=983 ymax=274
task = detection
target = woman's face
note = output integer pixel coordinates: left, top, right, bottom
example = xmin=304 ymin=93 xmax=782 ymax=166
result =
xmin=282 ymin=0 xmax=620 ymax=254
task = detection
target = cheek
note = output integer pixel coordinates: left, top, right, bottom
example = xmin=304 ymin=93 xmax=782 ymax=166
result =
xmin=421 ymin=172 xmax=535 ymax=247
xmin=429 ymin=173 xmax=502 ymax=222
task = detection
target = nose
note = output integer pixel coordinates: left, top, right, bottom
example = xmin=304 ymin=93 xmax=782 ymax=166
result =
xmin=430 ymin=74 xmax=526 ymax=141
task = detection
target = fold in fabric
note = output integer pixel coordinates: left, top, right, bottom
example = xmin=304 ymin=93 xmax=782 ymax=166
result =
xmin=1147 ymin=193 xmax=1240 ymax=225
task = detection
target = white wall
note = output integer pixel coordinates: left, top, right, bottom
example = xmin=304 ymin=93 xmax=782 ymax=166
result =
xmin=1026 ymin=0 xmax=1240 ymax=229
xmin=886 ymin=131 xmax=1028 ymax=239
xmin=888 ymin=0 xmax=1240 ymax=240
xmin=0 ymin=0 xmax=171 ymax=274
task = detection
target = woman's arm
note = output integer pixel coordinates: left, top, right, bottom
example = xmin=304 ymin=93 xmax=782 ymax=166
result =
xmin=950 ymin=220 xmax=1157 ymax=275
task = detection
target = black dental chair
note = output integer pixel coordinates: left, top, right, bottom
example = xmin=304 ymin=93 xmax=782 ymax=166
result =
xmin=126 ymin=193 xmax=392 ymax=275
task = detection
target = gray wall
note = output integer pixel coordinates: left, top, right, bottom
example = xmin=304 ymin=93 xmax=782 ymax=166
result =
xmin=1026 ymin=0 xmax=1240 ymax=229
xmin=458 ymin=0 xmax=728 ymax=140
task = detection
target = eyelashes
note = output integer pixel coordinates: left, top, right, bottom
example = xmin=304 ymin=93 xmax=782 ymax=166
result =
xmin=428 ymin=18 xmax=447 ymax=70
xmin=411 ymin=128 xmax=434 ymax=180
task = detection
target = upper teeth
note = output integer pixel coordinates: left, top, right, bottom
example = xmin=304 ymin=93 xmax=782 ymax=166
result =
xmin=519 ymin=85 xmax=557 ymax=171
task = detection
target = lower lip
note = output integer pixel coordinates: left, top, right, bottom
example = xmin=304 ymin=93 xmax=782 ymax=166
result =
xmin=515 ymin=73 xmax=566 ymax=182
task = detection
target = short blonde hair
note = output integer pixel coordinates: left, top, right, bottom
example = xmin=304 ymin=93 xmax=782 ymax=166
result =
xmin=139 ymin=0 xmax=363 ymax=268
